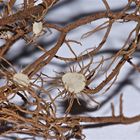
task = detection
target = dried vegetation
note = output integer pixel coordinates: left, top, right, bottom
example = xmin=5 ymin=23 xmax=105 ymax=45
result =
xmin=0 ymin=0 xmax=140 ymax=139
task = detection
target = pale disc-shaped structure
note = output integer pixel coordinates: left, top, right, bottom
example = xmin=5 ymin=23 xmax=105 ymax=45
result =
xmin=0 ymin=31 xmax=13 ymax=39
xmin=33 ymin=21 xmax=43 ymax=35
xmin=13 ymin=73 xmax=30 ymax=87
xmin=62 ymin=72 xmax=86 ymax=93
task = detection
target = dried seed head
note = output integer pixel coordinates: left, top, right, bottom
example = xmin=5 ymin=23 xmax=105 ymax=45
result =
xmin=13 ymin=72 xmax=30 ymax=87
xmin=0 ymin=31 xmax=13 ymax=39
xmin=33 ymin=21 xmax=43 ymax=35
xmin=62 ymin=72 xmax=86 ymax=93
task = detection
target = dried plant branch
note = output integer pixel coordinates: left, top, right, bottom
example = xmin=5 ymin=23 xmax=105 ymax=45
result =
xmin=0 ymin=0 xmax=140 ymax=139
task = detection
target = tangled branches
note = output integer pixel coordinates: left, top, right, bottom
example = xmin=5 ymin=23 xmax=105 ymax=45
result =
xmin=0 ymin=0 xmax=140 ymax=139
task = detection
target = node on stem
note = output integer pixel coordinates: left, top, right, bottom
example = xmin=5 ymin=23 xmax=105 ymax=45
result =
xmin=33 ymin=21 xmax=43 ymax=36
xmin=13 ymin=72 xmax=30 ymax=87
xmin=62 ymin=72 xmax=86 ymax=94
xmin=0 ymin=30 xmax=13 ymax=40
